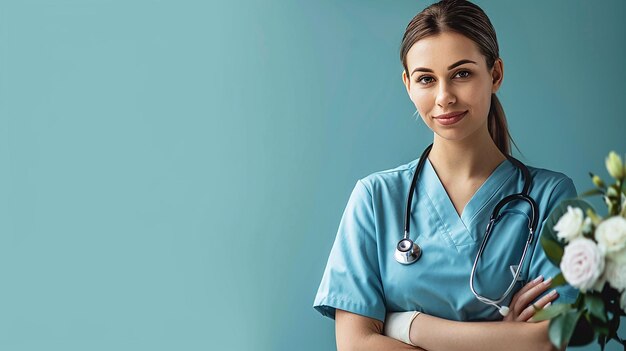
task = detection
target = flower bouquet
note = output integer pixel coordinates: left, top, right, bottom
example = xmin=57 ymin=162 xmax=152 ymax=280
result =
xmin=534 ymin=151 xmax=626 ymax=350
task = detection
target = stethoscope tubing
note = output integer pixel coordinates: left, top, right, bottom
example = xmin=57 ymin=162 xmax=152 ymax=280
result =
xmin=397 ymin=142 xmax=540 ymax=315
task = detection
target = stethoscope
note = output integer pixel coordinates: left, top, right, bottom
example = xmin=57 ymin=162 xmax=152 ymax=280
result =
xmin=394 ymin=143 xmax=539 ymax=316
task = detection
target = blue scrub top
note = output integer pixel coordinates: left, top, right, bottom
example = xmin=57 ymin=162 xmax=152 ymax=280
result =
xmin=313 ymin=156 xmax=580 ymax=323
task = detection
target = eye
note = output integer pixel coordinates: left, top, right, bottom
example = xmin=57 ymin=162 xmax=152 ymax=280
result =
xmin=415 ymin=70 xmax=472 ymax=85
xmin=455 ymin=70 xmax=471 ymax=78
xmin=416 ymin=75 xmax=434 ymax=85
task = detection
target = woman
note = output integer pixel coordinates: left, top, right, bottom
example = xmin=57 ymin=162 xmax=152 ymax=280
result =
xmin=313 ymin=1 xmax=579 ymax=350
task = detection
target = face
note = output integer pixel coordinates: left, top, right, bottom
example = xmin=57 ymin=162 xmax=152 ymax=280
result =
xmin=402 ymin=31 xmax=503 ymax=142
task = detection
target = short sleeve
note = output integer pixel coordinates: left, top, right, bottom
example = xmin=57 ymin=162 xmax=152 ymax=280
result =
xmin=312 ymin=179 xmax=386 ymax=322
xmin=526 ymin=176 xmax=580 ymax=304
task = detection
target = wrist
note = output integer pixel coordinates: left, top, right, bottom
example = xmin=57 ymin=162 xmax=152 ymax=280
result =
xmin=384 ymin=311 xmax=421 ymax=346
xmin=408 ymin=311 xmax=423 ymax=346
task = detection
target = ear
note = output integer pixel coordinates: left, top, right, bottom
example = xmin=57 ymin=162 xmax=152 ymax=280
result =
xmin=491 ymin=58 xmax=504 ymax=94
xmin=402 ymin=70 xmax=411 ymax=95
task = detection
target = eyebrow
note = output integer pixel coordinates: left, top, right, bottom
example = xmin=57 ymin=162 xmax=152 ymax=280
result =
xmin=411 ymin=59 xmax=478 ymax=75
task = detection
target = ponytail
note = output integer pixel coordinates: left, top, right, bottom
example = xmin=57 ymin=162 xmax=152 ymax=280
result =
xmin=488 ymin=93 xmax=512 ymax=156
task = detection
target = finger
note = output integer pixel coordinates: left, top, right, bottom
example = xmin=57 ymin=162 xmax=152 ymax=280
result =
xmin=517 ymin=303 xmax=536 ymax=322
xmin=509 ymin=276 xmax=544 ymax=315
xmin=529 ymin=301 xmax=554 ymax=322
xmin=509 ymin=275 xmax=544 ymax=310
xmin=514 ymin=277 xmax=553 ymax=314
xmin=514 ymin=278 xmax=552 ymax=315
xmin=519 ymin=289 xmax=558 ymax=322
xmin=517 ymin=275 xmax=545 ymax=297
xmin=535 ymin=289 xmax=559 ymax=307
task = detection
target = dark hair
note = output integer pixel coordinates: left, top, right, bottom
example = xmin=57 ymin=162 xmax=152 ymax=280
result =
xmin=400 ymin=0 xmax=518 ymax=156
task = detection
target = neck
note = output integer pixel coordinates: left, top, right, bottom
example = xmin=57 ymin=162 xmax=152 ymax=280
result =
xmin=427 ymin=127 xmax=507 ymax=181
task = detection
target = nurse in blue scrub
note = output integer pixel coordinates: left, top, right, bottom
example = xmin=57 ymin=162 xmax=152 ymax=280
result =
xmin=313 ymin=1 xmax=579 ymax=350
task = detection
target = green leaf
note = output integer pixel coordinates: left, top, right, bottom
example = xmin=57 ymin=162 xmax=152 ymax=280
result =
xmin=609 ymin=309 xmax=621 ymax=339
xmin=550 ymin=273 xmax=567 ymax=288
xmin=540 ymin=198 xmax=596 ymax=265
xmin=541 ymin=235 xmax=564 ymax=266
xmin=584 ymin=295 xmax=607 ymax=322
xmin=532 ymin=303 xmax=573 ymax=322
xmin=592 ymin=322 xmax=609 ymax=336
xmin=548 ymin=309 xmax=584 ymax=348
xmin=598 ymin=334 xmax=607 ymax=350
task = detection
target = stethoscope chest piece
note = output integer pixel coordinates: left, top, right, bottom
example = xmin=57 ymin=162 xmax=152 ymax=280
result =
xmin=394 ymin=238 xmax=421 ymax=264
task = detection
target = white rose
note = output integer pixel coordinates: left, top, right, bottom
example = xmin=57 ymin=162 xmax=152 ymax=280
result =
xmin=592 ymin=273 xmax=607 ymax=292
xmin=607 ymin=247 xmax=626 ymax=264
xmin=595 ymin=216 xmax=626 ymax=254
xmin=560 ymin=237 xmax=605 ymax=293
xmin=605 ymin=259 xmax=626 ymax=291
xmin=553 ymin=206 xmax=585 ymax=242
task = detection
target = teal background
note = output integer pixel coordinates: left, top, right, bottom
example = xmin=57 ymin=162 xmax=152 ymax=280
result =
xmin=1 ymin=0 xmax=624 ymax=350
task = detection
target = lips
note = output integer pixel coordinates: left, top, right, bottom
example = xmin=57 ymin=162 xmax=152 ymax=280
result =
xmin=434 ymin=110 xmax=467 ymax=119
xmin=433 ymin=111 xmax=467 ymax=126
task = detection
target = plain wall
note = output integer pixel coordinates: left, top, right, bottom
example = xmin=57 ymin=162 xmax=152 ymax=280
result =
xmin=1 ymin=0 xmax=625 ymax=350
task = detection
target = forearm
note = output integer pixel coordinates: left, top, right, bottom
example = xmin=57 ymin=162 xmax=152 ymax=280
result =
xmin=341 ymin=333 xmax=428 ymax=351
xmin=409 ymin=314 xmax=558 ymax=351
xmin=335 ymin=309 xmax=428 ymax=351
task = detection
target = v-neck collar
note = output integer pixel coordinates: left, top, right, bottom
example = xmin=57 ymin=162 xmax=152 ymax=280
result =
xmin=418 ymin=156 xmax=515 ymax=245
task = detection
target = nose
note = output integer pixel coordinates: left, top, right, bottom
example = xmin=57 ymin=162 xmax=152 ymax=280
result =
xmin=435 ymin=82 xmax=456 ymax=108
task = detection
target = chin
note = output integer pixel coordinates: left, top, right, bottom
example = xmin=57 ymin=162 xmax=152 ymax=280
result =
xmin=432 ymin=125 xmax=486 ymax=143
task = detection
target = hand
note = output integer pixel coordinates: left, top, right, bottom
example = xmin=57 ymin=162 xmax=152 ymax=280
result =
xmin=503 ymin=275 xmax=558 ymax=322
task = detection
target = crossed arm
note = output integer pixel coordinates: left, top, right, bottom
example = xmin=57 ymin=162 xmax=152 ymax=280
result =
xmin=335 ymin=277 xmax=566 ymax=351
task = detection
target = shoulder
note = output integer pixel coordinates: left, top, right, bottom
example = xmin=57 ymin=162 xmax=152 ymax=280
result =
xmin=525 ymin=163 xmax=577 ymax=204
xmin=526 ymin=163 xmax=575 ymax=188
xmin=356 ymin=157 xmax=419 ymax=195
xmin=526 ymin=163 xmax=570 ymax=181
